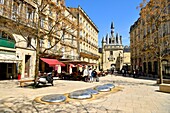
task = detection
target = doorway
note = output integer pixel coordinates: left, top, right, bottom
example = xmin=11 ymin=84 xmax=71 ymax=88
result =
xmin=25 ymin=55 xmax=31 ymax=77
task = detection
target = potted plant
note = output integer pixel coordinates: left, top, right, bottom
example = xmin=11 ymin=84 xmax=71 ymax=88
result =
xmin=18 ymin=62 xmax=22 ymax=80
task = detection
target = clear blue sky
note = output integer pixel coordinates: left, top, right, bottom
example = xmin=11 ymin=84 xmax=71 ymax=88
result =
xmin=66 ymin=0 xmax=142 ymax=47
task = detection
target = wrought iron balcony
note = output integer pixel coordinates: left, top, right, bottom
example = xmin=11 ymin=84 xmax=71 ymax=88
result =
xmin=62 ymin=54 xmax=79 ymax=60
xmin=60 ymin=40 xmax=77 ymax=49
xmin=80 ymin=49 xmax=100 ymax=59
xmin=40 ymin=48 xmax=63 ymax=57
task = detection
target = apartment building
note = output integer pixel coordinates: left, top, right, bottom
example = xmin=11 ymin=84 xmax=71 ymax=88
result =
xmin=130 ymin=0 xmax=170 ymax=77
xmin=57 ymin=7 xmax=79 ymax=74
xmin=69 ymin=6 xmax=100 ymax=70
xmin=0 ymin=0 xmax=66 ymax=79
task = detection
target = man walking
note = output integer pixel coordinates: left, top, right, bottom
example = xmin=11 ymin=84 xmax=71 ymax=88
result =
xmin=83 ymin=66 xmax=89 ymax=82
xmin=92 ymin=69 xmax=98 ymax=82
xmin=89 ymin=68 xmax=93 ymax=82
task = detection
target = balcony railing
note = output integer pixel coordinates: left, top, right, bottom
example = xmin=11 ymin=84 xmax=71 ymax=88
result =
xmin=80 ymin=49 xmax=100 ymax=59
xmin=0 ymin=4 xmax=36 ymax=28
xmin=62 ymin=54 xmax=79 ymax=60
xmin=40 ymin=48 xmax=63 ymax=57
xmin=60 ymin=40 xmax=77 ymax=48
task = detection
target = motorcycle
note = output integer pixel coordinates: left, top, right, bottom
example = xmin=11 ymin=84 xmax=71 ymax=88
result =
xmin=36 ymin=72 xmax=54 ymax=86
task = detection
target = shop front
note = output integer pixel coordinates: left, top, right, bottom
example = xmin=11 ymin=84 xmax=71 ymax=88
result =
xmin=0 ymin=51 xmax=21 ymax=80
xmin=39 ymin=58 xmax=65 ymax=75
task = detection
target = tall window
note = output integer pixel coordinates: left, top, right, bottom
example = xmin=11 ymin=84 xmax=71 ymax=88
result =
xmin=80 ymin=31 xmax=82 ymax=37
xmin=40 ymin=17 xmax=45 ymax=28
xmin=110 ymin=51 xmax=113 ymax=55
xmin=48 ymin=40 xmax=51 ymax=48
xmin=0 ymin=31 xmax=13 ymax=40
xmin=49 ymin=5 xmax=53 ymax=17
xmin=62 ymin=47 xmax=65 ymax=52
xmin=40 ymin=39 xmax=43 ymax=47
xmin=168 ymin=4 xmax=170 ymax=14
xmin=162 ymin=24 xmax=165 ymax=37
xmin=26 ymin=7 xmax=33 ymax=20
xmin=71 ymin=35 xmax=74 ymax=44
xmin=0 ymin=0 xmax=4 ymax=4
xmin=12 ymin=2 xmax=19 ymax=20
xmin=0 ymin=0 xmax=4 ymax=15
xmin=61 ymin=30 xmax=65 ymax=40
xmin=56 ymin=0 xmax=58 ymax=5
xmin=48 ymin=19 xmax=52 ymax=30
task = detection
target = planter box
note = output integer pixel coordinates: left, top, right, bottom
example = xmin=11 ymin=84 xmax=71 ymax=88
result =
xmin=157 ymin=79 xmax=170 ymax=84
xmin=159 ymin=84 xmax=170 ymax=93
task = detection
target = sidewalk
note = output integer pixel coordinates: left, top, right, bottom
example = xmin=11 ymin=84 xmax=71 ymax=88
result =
xmin=0 ymin=75 xmax=170 ymax=113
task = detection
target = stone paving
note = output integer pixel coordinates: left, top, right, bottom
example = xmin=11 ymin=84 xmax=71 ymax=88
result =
xmin=0 ymin=75 xmax=170 ymax=113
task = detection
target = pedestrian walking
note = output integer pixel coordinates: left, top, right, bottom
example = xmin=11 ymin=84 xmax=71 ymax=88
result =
xmin=89 ymin=68 xmax=93 ymax=82
xmin=133 ymin=69 xmax=136 ymax=78
xmin=82 ymin=66 xmax=89 ymax=82
xmin=122 ymin=69 xmax=125 ymax=76
xmin=92 ymin=69 xmax=98 ymax=82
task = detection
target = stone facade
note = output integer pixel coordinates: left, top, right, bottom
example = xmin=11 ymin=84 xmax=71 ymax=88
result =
xmin=101 ymin=22 xmax=124 ymax=71
xmin=69 ymin=6 xmax=100 ymax=70
xmin=130 ymin=0 xmax=170 ymax=77
xmin=0 ymin=0 xmax=69 ymax=79
xmin=0 ymin=0 xmax=100 ymax=80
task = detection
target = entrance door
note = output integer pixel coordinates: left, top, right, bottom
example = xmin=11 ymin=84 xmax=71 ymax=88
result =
xmin=25 ymin=55 xmax=31 ymax=77
xmin=148 ymin=62 xmax=152 ymax=74
xmin=143 ymin=62 xmax=146 ymax=73
xmin=154 ymin=61 xmax=158 ymax=75
xmin=0 ymin=63 xmax=7 ymax=80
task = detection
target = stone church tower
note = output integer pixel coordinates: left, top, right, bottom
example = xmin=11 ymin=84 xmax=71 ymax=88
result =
xmin=102 ymin=22 xmax=123 ymax=71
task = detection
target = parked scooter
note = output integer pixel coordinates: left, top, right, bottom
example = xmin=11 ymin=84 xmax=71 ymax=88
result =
xmin=36 ymin=72 xmax=54 ymax=86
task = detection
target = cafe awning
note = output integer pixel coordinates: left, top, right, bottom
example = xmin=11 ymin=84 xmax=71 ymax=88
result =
xmin=40 ymin=58 xmax=65 ymax=67
xmin=0 ymin=54 xmax=21 ymax=63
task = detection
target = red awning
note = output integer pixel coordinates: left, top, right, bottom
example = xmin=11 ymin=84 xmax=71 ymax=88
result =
xmin=41 ymin=58 xmax=65 ymax=67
